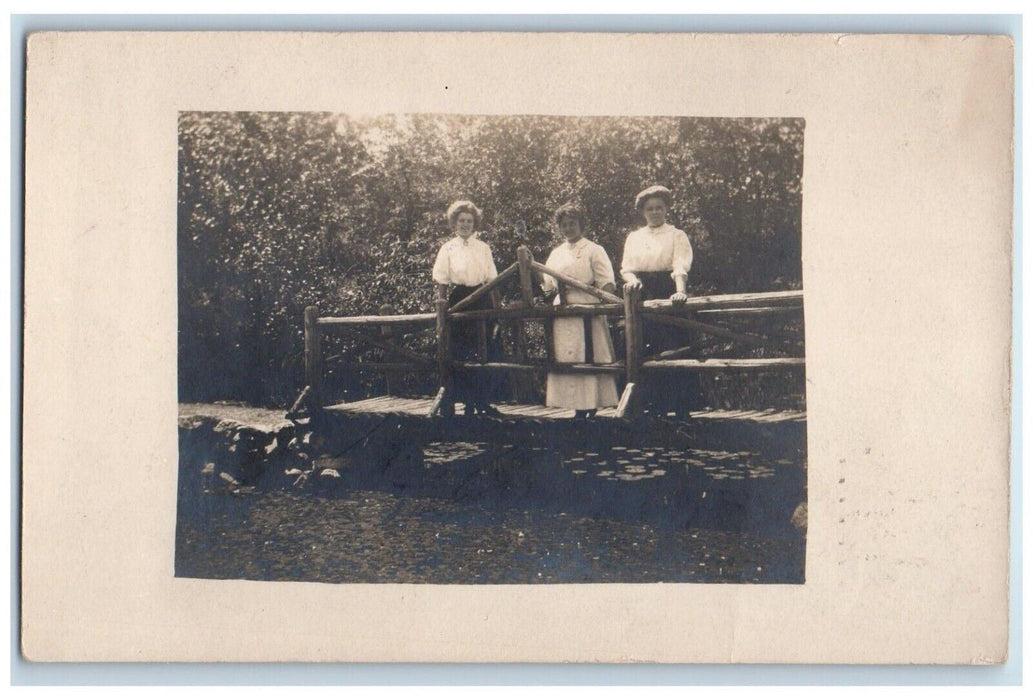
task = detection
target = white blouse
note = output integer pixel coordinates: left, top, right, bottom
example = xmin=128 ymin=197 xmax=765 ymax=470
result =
xmin=541 ymin=237 xmax=616 ymax=304
xmin=619 ymin=223 xmax=693 ymax=279
xmin=431 ymin=234 xmax=498 ymax=287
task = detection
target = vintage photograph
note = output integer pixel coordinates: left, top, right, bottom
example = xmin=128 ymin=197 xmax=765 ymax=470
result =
xmin=175 ymin=112 xmax=807 ymax=585
xmin=22 ymin=29 xmax=1012 ymax=665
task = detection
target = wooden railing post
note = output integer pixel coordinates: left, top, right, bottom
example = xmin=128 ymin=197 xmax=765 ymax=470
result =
xmin=616 ymin=284 xmax=642 ymax=418
xmin=430 ymin=298 xmax=453 ymax=416
xmin=517 ymin=246 xmax=535 ymax=305
xmin=624 ymin=284 xmax=643 ymax=383
xmin=378 ymin=304 xmax=395 ymax=395
xmin=543 ymin=305 xmax=556 ymax=363
xmin=303 ymin=305 xmax=324 ymax=414
xmin=582 ymin=314 xmax=595 ymax=364
xmin=513 ymin=246 xmax=536 ymax=401
xmin=477 ymin=319 xmax=489 ymax=362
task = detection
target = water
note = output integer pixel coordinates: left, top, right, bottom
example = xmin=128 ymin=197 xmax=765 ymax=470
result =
xmin=175 ymin=440 xmax=806 ymax=584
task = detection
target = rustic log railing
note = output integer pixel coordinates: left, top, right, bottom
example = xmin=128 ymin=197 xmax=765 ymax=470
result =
xmin=300 ymin=245 xmax=804 ymax=419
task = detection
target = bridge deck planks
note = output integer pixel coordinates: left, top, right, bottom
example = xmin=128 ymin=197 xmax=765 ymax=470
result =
xmin=324 ymin=396 xmax=805 ymax=424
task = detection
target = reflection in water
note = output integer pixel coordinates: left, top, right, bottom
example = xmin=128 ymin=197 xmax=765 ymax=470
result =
xmin=176 ymin=438 xmax=805 ymax=584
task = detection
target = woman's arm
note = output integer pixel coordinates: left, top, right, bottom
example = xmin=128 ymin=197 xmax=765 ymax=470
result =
xmin=483 ymin=242 xmax=499 ymax=280
xmin=539 ymin=274 xmax=558 ymax=294
xmin=590 ymin=244 xmax=618 ymax=296
xmin=669 ymin=229 xmax=693 ymax=303
xmin=535 ymin=250 xmax=559 ymax=305
xmin=620 ymin=233 xmax=642 ymax=289
xmin=432 ymin=243 xmax=451 ymax=298
xmin=539 ymin=249 xmax=559 ymax=295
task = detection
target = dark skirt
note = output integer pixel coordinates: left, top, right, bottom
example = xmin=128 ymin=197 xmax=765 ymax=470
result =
xmin=637 ymin=272 xmax=677 ymax=355
xmin=635 ymin=271 xmax=704 ymax=412
xmin=448 ymin=284 xmax=501 ymax=406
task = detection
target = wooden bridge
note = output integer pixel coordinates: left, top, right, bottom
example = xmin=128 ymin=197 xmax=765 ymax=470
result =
xmin=294 ymin=245 xmax=804 ymax=429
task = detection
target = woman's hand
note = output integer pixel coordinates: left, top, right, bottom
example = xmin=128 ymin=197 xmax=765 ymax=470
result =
xmin=671 ymin=273 xmax=689 ymax=304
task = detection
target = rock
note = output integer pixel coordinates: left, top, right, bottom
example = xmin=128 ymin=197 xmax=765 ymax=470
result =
xmin=177 ymin=415 xmax=212 ymax=431
xmin=791 ymin=502 xmax=808 ymax=534
xmin=320 ymin=468 xmax=341 ymax=479
xmin=213 ymin=419 xmax=239 ymax=438
xmin=275 ymin=424 xmax=295 ymax=448
xmin=315 ymin=456 xmax=349 ymax=470
xmin=234 ymin=427 xmax=270 ymax=452
xmin=219 ymin=472 xmax=240 ymax=486
xmin=285 ymin=468 xmax=304 ymax=476
xmin=178 ymin=404 xmax=319 ymax=491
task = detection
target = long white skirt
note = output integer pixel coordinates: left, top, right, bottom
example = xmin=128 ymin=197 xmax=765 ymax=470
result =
xmin=546 ymin=315 xmax=620 ymax=410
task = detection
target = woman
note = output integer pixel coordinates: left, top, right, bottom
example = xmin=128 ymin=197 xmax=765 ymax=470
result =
xmin=431 ymin=200 xmax=501 ymax=416
xmin=620 ymin=185 xmax=702 ymax=414
xmin=540 ymin=203 xmax=619 ymax=419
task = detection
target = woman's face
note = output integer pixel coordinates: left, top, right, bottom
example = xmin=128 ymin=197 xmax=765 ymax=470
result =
xmin=557 ymin=215 xmax=582 ymax=242
xmin=455 ymin=212 xmax=476 ymax=237
xmin=643 ymin=198 xmax=668 ymax=228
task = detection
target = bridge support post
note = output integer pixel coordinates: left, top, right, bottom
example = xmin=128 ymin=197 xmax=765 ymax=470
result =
xmin=517 ymin=246 xmax=535 ymax=305
xmin=617 ymin=284 xmax=643 ymax=418
xmin=433 ymin=298 xmax=453 ymax=416
xmin=512 ymin=245 xmax=537 ymax=402
xmin=303 ymin=305 xmax=324 ymax=415
xmin=378 ymin=304 xmax=395 ymax=396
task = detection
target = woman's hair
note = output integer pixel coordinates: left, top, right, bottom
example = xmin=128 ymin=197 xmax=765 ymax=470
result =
xmin=552 ymin=202 xmax=587 ymax=230
xmin=634 ymin=185 xmax=673 ymax=211
xmin=446 ymin=200 xmax=483 ymax=230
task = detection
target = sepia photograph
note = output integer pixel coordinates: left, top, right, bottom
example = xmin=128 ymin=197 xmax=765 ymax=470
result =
xmin=175 ymin=112 xmax=807 ymax=585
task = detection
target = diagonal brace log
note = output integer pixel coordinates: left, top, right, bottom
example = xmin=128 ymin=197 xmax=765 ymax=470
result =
xmin=337 ymin=325 xmax=435 ymax=365
xmin=530 ymin=261 xmax=623 ymax=304
xmin=448 ymin=263 xmax=519 ymax=313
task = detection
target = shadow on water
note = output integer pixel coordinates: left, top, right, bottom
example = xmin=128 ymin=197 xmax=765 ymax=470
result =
xmin=175 ymin=421 xmax=806 ymax=585
xmin=347 ymin=437 xmax=805 ymax=539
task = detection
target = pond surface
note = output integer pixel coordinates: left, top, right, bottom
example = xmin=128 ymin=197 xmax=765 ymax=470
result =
xmin=176 ymin=439 xmax=805 ymax=584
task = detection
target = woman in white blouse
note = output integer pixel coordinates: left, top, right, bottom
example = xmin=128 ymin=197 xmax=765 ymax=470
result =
xmin=620 ymin=185 xmax=702 ymax=414
xmin=540 ymin=204 xmax=619 ymax=418
xmin=432 ymin=200 xmax=501 ymax=416
xmin=620 ymin=185 xmax=693 ymax=306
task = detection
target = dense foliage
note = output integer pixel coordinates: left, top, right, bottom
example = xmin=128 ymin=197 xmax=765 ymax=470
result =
xmin=179 ymin=113 xmax=804 ymax=406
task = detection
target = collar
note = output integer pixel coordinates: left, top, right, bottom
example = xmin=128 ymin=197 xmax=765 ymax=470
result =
xmin=646 ymin=223 xmax=669 ymax=234
xmin=565 ymin=236 xmax=588 ymax=250
xmin=454 ymin=232 xmax=479 ymax=246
